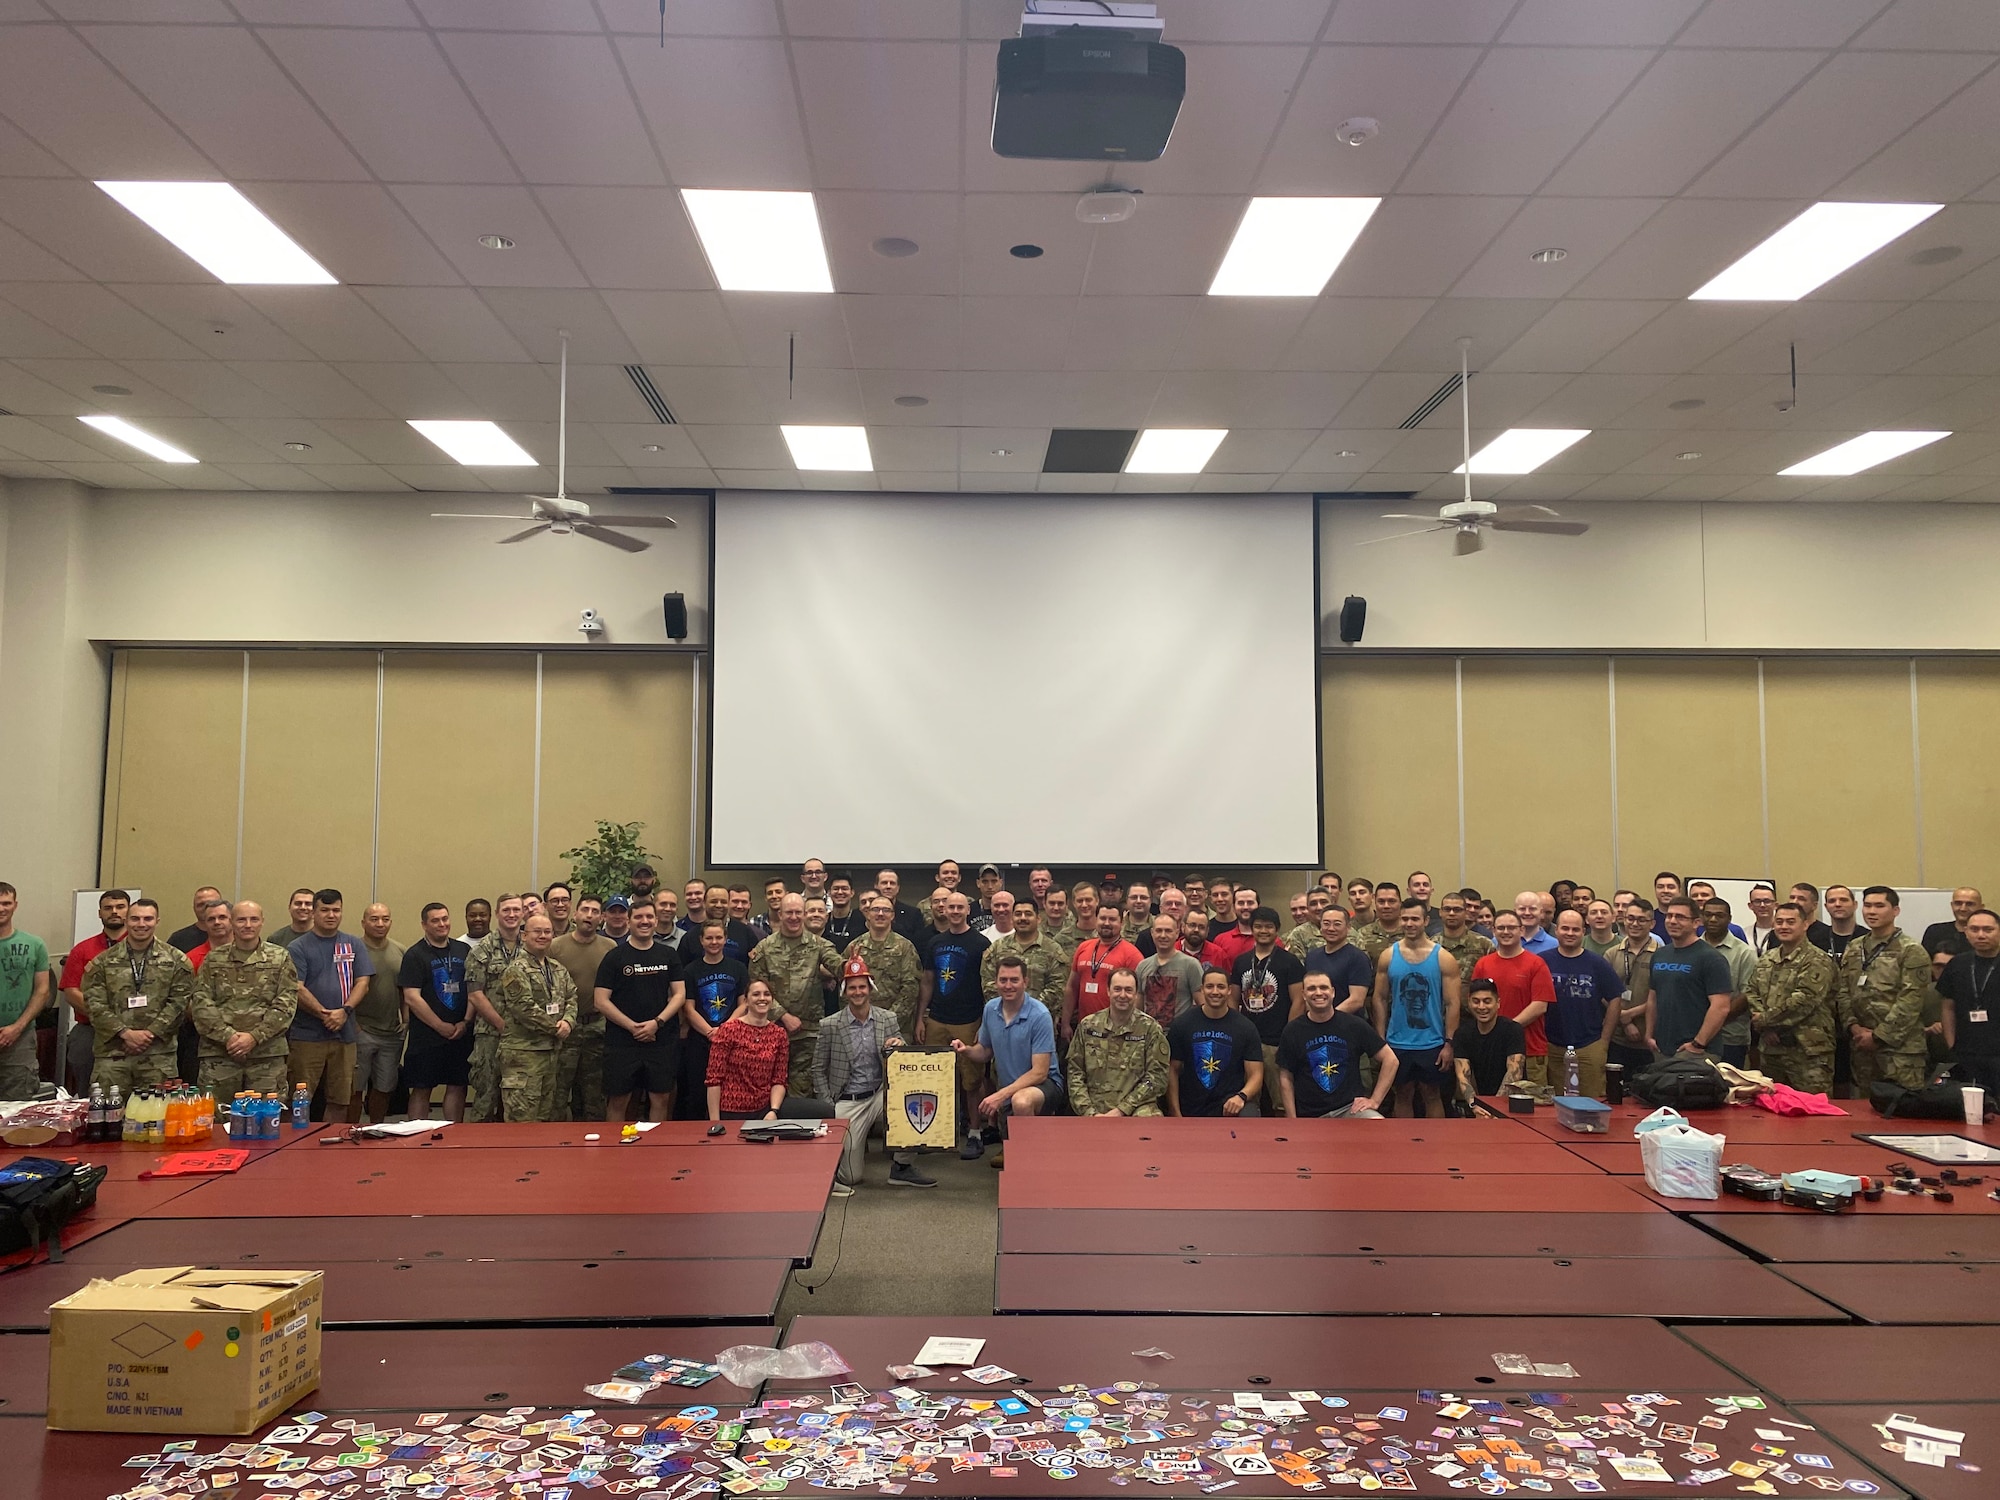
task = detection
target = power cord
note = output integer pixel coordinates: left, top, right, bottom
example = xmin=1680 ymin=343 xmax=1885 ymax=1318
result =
xmin=790 ymin=1189 xmax=850 ymax=1294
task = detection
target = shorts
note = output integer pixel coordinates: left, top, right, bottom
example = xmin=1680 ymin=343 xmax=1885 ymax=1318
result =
xmin=604 ymin=1042 xmax=679 ymax=1098
xmin=1390 ymin=1045 xmax=1451 ymax=1091
xmin=928 ymin=1019 xmax=985 ymax=1099
xmin=402 ymin=1035 xmax=474 ymax=1091
xmin=354 ymin=1029 xmax=405 ymax=1093
xmin=288 ymin=1039 xmax=355 ymax=1102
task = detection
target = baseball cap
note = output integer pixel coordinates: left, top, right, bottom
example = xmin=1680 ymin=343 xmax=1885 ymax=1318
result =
xmin=978 ymin=863 xmax=1001 ymax=878
xmin=603 ymin=895 xmax=631 ymax=911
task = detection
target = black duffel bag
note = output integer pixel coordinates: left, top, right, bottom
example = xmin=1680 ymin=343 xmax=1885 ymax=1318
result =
xmin=1868 ymin=1079 xmax=1981 ymax=1120
xmin=1630 ymin=1054 xmax=1730 ymax=1110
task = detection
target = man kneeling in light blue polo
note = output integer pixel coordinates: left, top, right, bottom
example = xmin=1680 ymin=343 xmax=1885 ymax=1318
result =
xmin=950 ymin=953 xmax=1061 ymax=1170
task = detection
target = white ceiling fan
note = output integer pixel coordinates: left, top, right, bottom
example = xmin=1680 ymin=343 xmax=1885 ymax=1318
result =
xmin=431 ymin=330 xmax=678 ymax=554
xmin=1362 ymin=337 xmax=1589 ymax=557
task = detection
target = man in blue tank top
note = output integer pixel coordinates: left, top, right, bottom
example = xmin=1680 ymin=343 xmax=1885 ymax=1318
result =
xmin=1371 ymin=897 xmax=1462 ymax=1118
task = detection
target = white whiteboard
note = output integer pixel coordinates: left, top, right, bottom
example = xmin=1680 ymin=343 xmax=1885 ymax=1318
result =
xmin=709 ymin=492 xmax=1322 ymax=867
xmin=73 ymin=888 xmax=140 ymax=948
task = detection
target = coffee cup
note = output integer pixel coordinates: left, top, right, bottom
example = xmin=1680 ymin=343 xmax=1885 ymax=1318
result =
xmin=1965 ymin=1085 xmax=1986 ymax=1127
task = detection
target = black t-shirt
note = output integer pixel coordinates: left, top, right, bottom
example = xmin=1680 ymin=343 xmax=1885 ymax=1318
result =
xmin=397 ymin=938 xmax=472 ymax=1049
xmin=1923 ymin=921 xmax=1973 ymax=961
xmin=890 ymin=903 xmax=925 ymax=943
xmin=1304 ymin=943 xmax=1373 ymax=1006
xmin=686 ymin=956 xmax=750 ymax=1030
xmin=167 ymin=923 xmax=207 ymax=954
xmin=1277 ymin=1011 xmax=1384 ymax=1117
xmin=1230 ymin=947 xmax=1308 ymax=1046
xmin=1167 ymin=1008 xmax=1264 ymax=1116
xmin=823 ymin=910 xmax=865 ymax=952
xmin=595 ymin=940 xmax=686 ymax=1046
xmin=1937 ymin=952 xmax=2000 ymax=1058
xmin=1452 ymin=1016 xmax=1527 ymax=1095
xmin=1208 ymin=916 xmax=1234 ymax=941
xmin=924 ymin=928 xmax=990 ymax=1026
xmin=715 ymin=920 xmax=759 ymax=964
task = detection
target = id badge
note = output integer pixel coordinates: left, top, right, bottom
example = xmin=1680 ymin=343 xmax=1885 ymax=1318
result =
xmin=127 ymin=993 xmax=149 ymax=1009
xmin=1972 ymin=1009 xmax=1990 ymax=1024
xmin=1856 ymin=973 xmax=1869 ymax=988
xmin=1083 ymin=981 xmax=1101 ymax=998
xmin=546 ymin=1001 xmax=562 ymax=1015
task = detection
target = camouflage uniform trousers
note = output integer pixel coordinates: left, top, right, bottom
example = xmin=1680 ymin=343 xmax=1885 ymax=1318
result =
xmin=786 ymin=1028 xmax=819 ymax=1100
xmin=201 ymin=1048 xmax=289 ymax=1100
xmin=555 ymin=1024 xmax=606 ymax=1122
xmin=1758 ymin=1045 xmax=1833 ymax=1097
xmin=500 ymin=1044 xmax=562 ymax=1122
xmin=1848 ymin=1041 xmax=1928 ymax=1093
xmin=467 ymin=1023 xmax=503 ymax=1122
xmin=91 ymin=1045 xmax=181 ymax=1095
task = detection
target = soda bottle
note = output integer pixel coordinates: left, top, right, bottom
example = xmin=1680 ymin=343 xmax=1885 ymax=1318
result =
xmin=164 ymin=1087 xmax=182 ymax=1145
xmin=145 ymin=1088 xmax=166 ymax=1146
xmin=1564 ymin=1045 xmax=1581 ymax=1096
xmin=122 ymin=1087 xmax=142 ymax=1142
xmin=87 ymin=1084 xmax=106 ymax=1143
xmin=104 ymin=1085 xmax=124 ymax=1144
xmin=292 ymin=1083 xmax=310 ymax=1130
xmin=197 ymin=1087 xmax=215 ymax=1139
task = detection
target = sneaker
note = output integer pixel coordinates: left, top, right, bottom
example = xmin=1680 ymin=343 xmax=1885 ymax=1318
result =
xmin=829 ymin=1182 xmax=855 ymax=1198
xmin=888 ymin=1162 xmax=937 ymax=1188
xmin=958 ymin=1131 xmax=984 ymax=1161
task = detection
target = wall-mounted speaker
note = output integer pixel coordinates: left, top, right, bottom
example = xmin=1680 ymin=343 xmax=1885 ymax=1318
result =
xmin=662 ymin=592 xmax=688 ymax=641
xmin=1338 ymin=595 xmax=1367 ymax=645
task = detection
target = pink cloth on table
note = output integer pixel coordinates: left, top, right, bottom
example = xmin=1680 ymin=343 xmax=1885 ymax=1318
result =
xmin=1750 ymin=1083 xmax=1846 ymax=1117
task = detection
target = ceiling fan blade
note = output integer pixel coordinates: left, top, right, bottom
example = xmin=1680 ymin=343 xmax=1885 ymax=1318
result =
xmin=583 ymin=514 xmax=679 ymax=529
xmin=1355 ymin=525 xmax=1452 ymax=547
xmin=498 ymin=524 xmax=552 ymax=544
xmin=1490 ymin=518 xmax=1589 ymax=536
xmin=576 ymin=523 xmax=650 ymax=554
xmin=1454 ymin=528 xmax=1483 ymax=556
xmin=432 ymin=512 xmax=530 ymax=522
xmin=1492 ymin=504 xmax=1569 ymax=523
xmin=1377 ymin=513 xmax=1440 ymax=522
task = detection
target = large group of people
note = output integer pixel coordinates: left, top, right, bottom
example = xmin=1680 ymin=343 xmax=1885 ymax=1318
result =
xmin=2 ymin=861 xmax=1993 ymax=1192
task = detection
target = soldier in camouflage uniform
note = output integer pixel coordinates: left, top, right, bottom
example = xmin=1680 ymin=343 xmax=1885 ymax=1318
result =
xmin=1437 ymin=893 xmax=1495 ymax=977
xmin=1120 ymin=886 xmax=1154 ymax=945
xmin=491 ymin=913 xmax=577 ymax=1122
xmin=191 ymin=901 xmax=300 ymax=1098
xmin=1746 ymin=902 xmax=1837 ymax=1094
xmin=463 ymin=894 xmax=526 ymax=1123
xmin=1282 ymin=889 xmax=1333 ymax=959
xmin=749 ymin=893 xmax=841 ymax=1096
xmin=82 ymin=898 xmax=195 ymax=1094
xmin=848 ymin=894 xmax=923 ymax=1044
xmin=1836 ymin=886 xmax=1933 ymax=1092
xmin=1065 ymin=969 xmax=1170 ymax=1117
xmin=981 ymin=899 xmax=1068 ymax=1010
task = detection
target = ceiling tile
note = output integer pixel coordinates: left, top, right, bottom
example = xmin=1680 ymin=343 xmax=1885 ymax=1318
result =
xmin=842 ymin=293 xmax=960 ymax=369
xmin=105 ymin=284 xmax=315 ymax=361
xmin=390 ymin=186 xmax=590 ymax=287
xmin=638 ymin=365 xmax=765 ymax=424
xmin=1591 ymin=301 xmax=1774 ymax=373
xmin=1381 ymin=299 xmax=1559 ymax=375
xmin=1835 ymin=64 xmax=2000 ymax=203
xmin=0 ymin=179 xmax=211 ymax=283
xmin=779 ymin=0 xmax=961 ymax=39
xmin=1677 ymin=0 xmax=1882 ymax=48
xmin=1449 ymin=198 xmax=1664 ymax=298
xmin=221 ymin=360 xmax=393 ymax=420
xmin=957 ymin=294 xmax=1077 ymax=370
xmin=1278 ymin=297 xmax=1433 ymax=372
xmin=1569 ymin=197 xmax=1808 ymax=300
xmin=1257 ymin=45 xmax=1481 ymax=195
xmin=1485 ymin=299 xmax=1667 ymax=373
xmin=601 ymin=289 xmax=746 ymax=365
xmin=1500 ymin=0 xmax=1704 ymax=45
xmin=1325 ymin=196 xmax=1522 ymax=299
xmin=604 ymin=0 xmax=782 ymax=38
xmin=616 ymin=36 xmax=811 ymax=189
xmin=530 ymin=186 xmax=719 ymax=291
xmin=1856 ymin=0 xmax=2000 ymax=50
xmin=1061 ymin=296 xmax=1196 ymax=372
xmin=0 ymin=105 xmax=84 ymax=178
xmin=0 ymin=23 xmax=216 ymax=177
xmin=438 ymin=32 xmax=665 ymax=186
xmin=1083 ymin=197 xmax=1261 ymax=298
xmin=356 ymin=287 xmax=533 ymax=363
xmin=244 ymin=183 xmax=463 ymax=287
xmin=236 ymin=287 xmax=427 ymax=362
xmin=414 ymin=0 xmax=599 ymax=28
xmin=0 ymin=297 xmax=97 ymax=359
xmin=819 ymin=191 xmax=962 ymax=294
xmin=1168 ymin=299 xmax=1316 ymax=370
xmin=1323 ymin=0 xmax=1515 ymax=44
xmin=1 ymin=282 xmax=205 ymax=360
xmin=228 ymin=1 xmax=420 ymax=22
xmin=1126 ymin=44 xmax=1310 ymax=196
xmin=474 ymin=286 xmax=642 ymax=364
xmin=1168 ymin=0 xmax=1334 ymax=43
xmin=960 ymin=195 xmax=1093 ymax=295
xmin=791 ymin=40 xmax=961 ymax=191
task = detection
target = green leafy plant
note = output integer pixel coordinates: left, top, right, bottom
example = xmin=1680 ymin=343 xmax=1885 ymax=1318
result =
xmin=560 ymin=819 xmax=661 ymax=903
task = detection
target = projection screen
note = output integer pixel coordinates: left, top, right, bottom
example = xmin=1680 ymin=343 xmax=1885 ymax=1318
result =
xmin=708 ymin=492 xmax=1321 ymax=868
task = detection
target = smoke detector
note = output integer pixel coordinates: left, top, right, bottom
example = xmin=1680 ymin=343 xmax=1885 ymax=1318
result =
xmin=1335 ymin=117 xmax=1379 ymax=147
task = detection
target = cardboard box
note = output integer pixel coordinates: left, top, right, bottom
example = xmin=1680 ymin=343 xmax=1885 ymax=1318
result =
xmin=47 ymin=1267 xmax=321 ymax=1434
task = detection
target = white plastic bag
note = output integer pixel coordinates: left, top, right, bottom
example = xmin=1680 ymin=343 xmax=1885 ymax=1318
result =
xmin=1640 ymin=1122 xmax=1723 ymax=1199
xmin=1632 ymin=1106 xmax=1687 ymax=1137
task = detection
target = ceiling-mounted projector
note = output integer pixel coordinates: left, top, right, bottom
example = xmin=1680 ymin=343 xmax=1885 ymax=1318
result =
xmin=992 ymin=2 xmax=1186 ymax=162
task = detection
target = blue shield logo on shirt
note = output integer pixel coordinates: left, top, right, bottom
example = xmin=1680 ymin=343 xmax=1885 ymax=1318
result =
xmin=904 ymin=1091 xmax=939 ymax=1135
xmin=1306 ymin=1033 xmax=1349 ymax=1094
xmin=1192 ymin=1032 xmax=1229 ymax=1086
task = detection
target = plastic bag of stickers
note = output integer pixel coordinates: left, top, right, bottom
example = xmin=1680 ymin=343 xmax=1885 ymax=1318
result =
xmin=1639 ymin=1122 xmax=1724 ymax=1200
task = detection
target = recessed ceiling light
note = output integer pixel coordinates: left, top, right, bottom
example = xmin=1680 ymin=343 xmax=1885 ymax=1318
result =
xmin=781 ymin=424 xmax=872 ymax=471
xmin=91 ymin=384 xmax=131 ymax=396
xmin=1009 ymin=243 xmax=1044 ymax=259
xmin=1667 ymin=398 xmax=1706 ymax=411
xmin=1529 ymin=246 xmax=1568 ymax=264
xmin=407 ymin=419 xmax=535 ymax=466
xmin=681 ymin=189 xmax=833 ymax=293
xmin=477 ymin=233 xmax=516 ymax=250
xmin=641 ymin=443 xmax=665 ymax=453
xmin=872 ymin=236 xmax=919 ymax=258
xmin=1333 ymin=449 xmax=1359 ymax=458
xmin=1208 ymin=197 xmax=1380 ymax=296
xmin=79 ymin=414 xmax=196 ymax=463
xmin=1779 ymin=430 xmax=1949 ymax=477
xmin=990 ymin=447 xmax=1014 ymax=456
xmin=893 ymin=394 xmax=929 ymax=408
xmin=1125 ymin=428 xmax=1228 ymax=474
xmin=1909 ymin=244 xmax=1963 ymax=266
xmin=1675 ymin=451 xmax=1702 ymax=461
xmin=283 ymin=441 xmax=312 ymax=452
xmin=1689 ymin=201 xmax=1942 ymax=301
xmin=1455 ymin=428 xmax=1590 ymax=475
xmin=96 ymin=181 xmax=336 ymax=285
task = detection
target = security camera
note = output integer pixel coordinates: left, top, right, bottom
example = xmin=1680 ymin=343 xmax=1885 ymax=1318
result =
xmin=578 ymin=608 xmax=604 ymax=636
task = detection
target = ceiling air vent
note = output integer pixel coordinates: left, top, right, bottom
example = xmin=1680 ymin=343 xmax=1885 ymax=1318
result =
xmin=1399 ymin=371 xmax=1470 ymax=430
xmin=624 ymin=365 xmax=677 ymax=424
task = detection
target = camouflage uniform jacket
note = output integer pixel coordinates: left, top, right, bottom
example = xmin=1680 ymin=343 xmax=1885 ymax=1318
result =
xmin=1044 ymin=918 xmax=1081 ymax=957
xmin=82 ymin=941 xmax=195 ymax=1058
xmin=981 ymin=932 xmax=1070 ymax=1005
xmin=1066 ymin=1008 xmax=1170 ymax=1117
xmin=491 ymin=951 xmax=578 ymax=1053
xmin=848 ymin=931 xmax=923 ymax=1021
xmin=1351 ymin=921 xmax=1396 ymax=965
xmin=749 ymin=931 xmax=841 ymax=1033
xmin=1836 ymin=928 xmax=1931 ymax=1054
xmin=1746 ymin=942 xmax=1837 ymax=1049
xmin=190 ymin=942 xmax=300 ymax=1058
xmin=1439 ymin=930 xmax=1496 ymax=976
xmin=1121 ymin=912 xmax=1153 ymax=944
xmin=1282 ymin=922 xmax=1321 ymax=959
xmin=465 ymin=933 xmax=524 ymax=1005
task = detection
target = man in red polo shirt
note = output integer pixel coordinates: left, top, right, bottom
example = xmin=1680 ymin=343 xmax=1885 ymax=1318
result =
xmin=1063 ymin=905 xmax=1142 ymax=1037
xmin=59 ymin=888 xmax=130 ymax=1093
xmin=1471 ymin=910 xmax=1555 ymax=1086
xmin=1206 ymin=886 xmax=1261 ymax=973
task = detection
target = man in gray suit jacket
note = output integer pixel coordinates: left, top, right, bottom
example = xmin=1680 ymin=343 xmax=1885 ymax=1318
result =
xmin=813 ymin=953 xmax=934 ymax=1192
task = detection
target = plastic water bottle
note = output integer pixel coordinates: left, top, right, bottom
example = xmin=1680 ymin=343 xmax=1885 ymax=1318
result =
xmin=104 ymin=1086 xmax=124 ymax=1144
xmin=87 ymin=1084 xmax=106 ymax=1143
xmin=292 ymin=1084 xmax=310 ymax=1130
xmin=1564 ymin=1045 xmax=1581 ymax=1096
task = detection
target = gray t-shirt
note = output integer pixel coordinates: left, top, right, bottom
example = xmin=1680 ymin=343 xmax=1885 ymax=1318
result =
xmin=286 ymin=930 xmax=373 ymax=1044
xmin=1135 ymin=950 xmax=1204 ymax=1026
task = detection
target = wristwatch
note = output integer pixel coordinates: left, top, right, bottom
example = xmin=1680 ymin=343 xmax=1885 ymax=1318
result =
xmin=1232 ymin=1092 xmax=1248 ymax=1106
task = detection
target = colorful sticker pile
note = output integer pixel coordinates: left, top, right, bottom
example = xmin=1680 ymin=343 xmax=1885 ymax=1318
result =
xmin=91 ymin=1388 xmax=1898 ymax=1498
xmin=584 ymin=1355 xmax=724 ymax=1405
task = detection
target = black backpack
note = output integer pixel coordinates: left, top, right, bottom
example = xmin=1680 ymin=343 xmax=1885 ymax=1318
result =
xmin=1869 ymin=1080 xmax=1979 ymax=1121
xmin=1631 ymin=1054 xmax=1730 ymax=1110
xmin=0 ymin=1156 xmax=107 ymax=1265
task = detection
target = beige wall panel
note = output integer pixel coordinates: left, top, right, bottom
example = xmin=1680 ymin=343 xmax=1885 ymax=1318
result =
xmin=1461 ymin=657 xmax=1613 ymax=899
xmin=539 ymin=655 xmax=695 ymax=897
xmin=1916 ymin=658 xmax=2000 ymax=900
xmin=377 ymin=652 xmax=537 ymax=940
xmin=1763 ymin=659 xmax=1917 ymax=891
xmin=1320 ymin=657 xmax=1459 ymax=890
xmin=240 ymin=651 xmax=378 ymax=921
xmin=1612 ymin=657 xmax=1765 ymax=890
xmin=101 ymin=649 xmax=242 ymax=912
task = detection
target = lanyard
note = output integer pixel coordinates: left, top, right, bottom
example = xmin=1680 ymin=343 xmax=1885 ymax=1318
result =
xmin=1970 ymin=958 xmax=1996 ymax=1008
xmin=127 ymin=945 xmax=151 ymax=992
xmin=1087 ymin=941 xmax=1119 ymax=981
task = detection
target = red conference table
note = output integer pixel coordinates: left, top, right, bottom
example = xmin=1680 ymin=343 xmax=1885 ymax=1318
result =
xmin=1000 ymin=1166 xmax=1659 ymax=1212
xmin=1006 ymin=1116 xmax=1544 ymax=1147
xmin=1773 ymin=1261 xmax=2000 ymax=1324
xmin=1561 ymin=1137 xmax=1998 ymax=1180
xmin=1797 ymin=1404 xmax=1986 ymax=1500
xmin=772 ymin=1313 xmax=1750 ymax=1394
xmin=1509 ymin=1097 xmax=1993 ymax=1147
xmin=0 ymin=1123 xmax=326 ymax=1179
xmin=1690 ymin=1214 xmax=2000 ymax=1262
xmin=1677 ymin=1324 xmax=2000 ymax=1404
xmin=993 ymin=1250 xmax=1843 ymax=1319
xmin=302 ymin=1119 xmax=844 ymax=1150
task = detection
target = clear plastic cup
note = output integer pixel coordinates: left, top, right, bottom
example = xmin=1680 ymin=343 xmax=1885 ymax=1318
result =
xmin=1965 ymin=1085 xmax=1986 ymax=1126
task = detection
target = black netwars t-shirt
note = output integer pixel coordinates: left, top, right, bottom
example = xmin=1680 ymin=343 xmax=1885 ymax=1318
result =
xmin=595 ymin=940 xmax=685 ymax=1046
